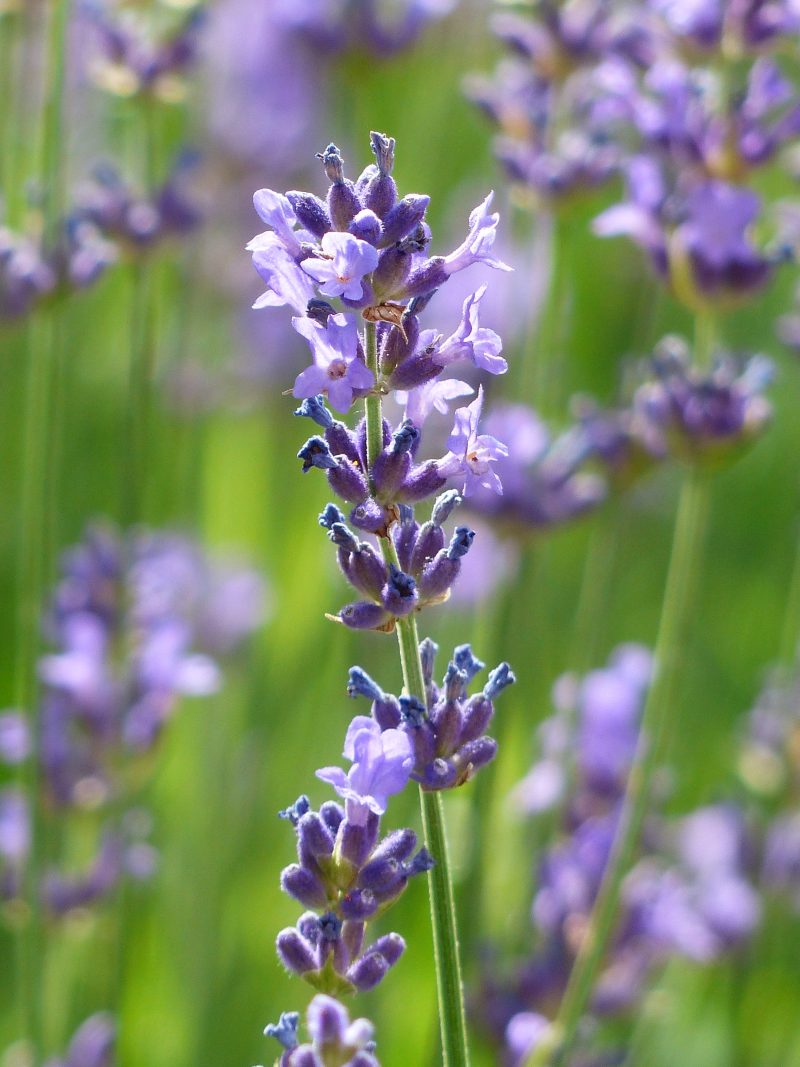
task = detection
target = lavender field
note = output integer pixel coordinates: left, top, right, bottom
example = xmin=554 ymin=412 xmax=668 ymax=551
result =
xmin=2 ymin=2 xmax=800 ymax=1066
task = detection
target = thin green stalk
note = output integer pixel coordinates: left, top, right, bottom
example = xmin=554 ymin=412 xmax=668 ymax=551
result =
xmin=534 ymin=470 xmax=711 ymax=1067
xmin=521 ymin=212 xmax=571 ymax=417
xmin=777 ymin=518 xmax=800 ymax=672
xmin=364 ymin=320 xmax=470 ymax=1067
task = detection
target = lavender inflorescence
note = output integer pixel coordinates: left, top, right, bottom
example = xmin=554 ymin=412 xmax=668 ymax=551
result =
xmin=0 ymin=523 xmax=266 ymax=914
xmin=250 ymin=131 xmax=515 ymax=1061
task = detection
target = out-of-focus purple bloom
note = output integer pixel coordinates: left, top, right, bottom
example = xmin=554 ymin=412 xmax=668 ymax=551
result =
xmin=0 ymin=712 xmax=31 ymax=764
xmin=317 ymin=716 xmax=414 ymax=825
xmin=506 ymin=1012 xmax=552 ymax=1067
xmin=0 ymin=225 xmax=56 ymax=319
xmin=396 ymin=377 xmax=474 ymax=427
xmin=651 ymin=0 xmax=800 ymax=51
xmin=0 ymin=789 xmax=29 ymax=865
xmin=268 ymin=995 xmax=380 ymax=1066
xmin=440 ymin=387 xmax=509 ymax=497
xmin=46 ymin=1012 xmax=116 ymax=1067
xmin=293 ymin=313 xmax=373 ymax=413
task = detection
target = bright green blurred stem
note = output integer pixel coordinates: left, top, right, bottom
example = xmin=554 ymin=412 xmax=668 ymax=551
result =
xmin=778 ymin=531 xmax=800 ymax=671
xmin=15 ymin=5 xmax=71 ymax=1062
xmin=364 ymin=320 xmax=471 ymax=1067
xmin=1 ymin=10 xmax=21 ymax=218
xmin=522 ymin=209 xmax=571 ymax=418
xmin=529 ymin=318 xmax=718 ymax=1067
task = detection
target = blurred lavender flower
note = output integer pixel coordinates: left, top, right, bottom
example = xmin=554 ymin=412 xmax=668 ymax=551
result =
xmin=0 ymin=225 xmax=56 ymax=319
xmin=480 ymin=646 xmax=761 ymax=1061
xmin=633 ymin=335 xmax=773 ymax=465
xmin=0 ymin=523 xmax=266 ymax=914
xmin=650 ymin=0 xmax=800 ymax=52
xmin=45 ymin=1012 xmax=115 ymax=1067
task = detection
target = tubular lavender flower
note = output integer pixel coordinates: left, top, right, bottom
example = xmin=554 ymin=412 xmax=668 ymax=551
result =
xmin=248 ymin=131 xmax=515 ymax=1066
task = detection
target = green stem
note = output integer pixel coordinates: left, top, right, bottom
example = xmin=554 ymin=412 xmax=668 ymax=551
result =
xmin=363 ymin=321 xmax=470 ymax=1066
xmin=530 ymin=470 xmax=711 ymax=1067
xmin=777 ymin=518 xmax=800 ymax=672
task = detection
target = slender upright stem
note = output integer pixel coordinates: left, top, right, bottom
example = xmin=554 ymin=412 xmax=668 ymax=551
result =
xmin=364 ymin=321 xmax=471 ymax=1067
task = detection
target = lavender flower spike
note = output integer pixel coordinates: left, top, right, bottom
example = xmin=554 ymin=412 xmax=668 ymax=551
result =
xmin=443 ymin=193 xmax=512 ymax=276
xmin=439 ymin=386 xmax=509 ymax=497
xmin=301 ymin=232 xmax=380 ymax=300
xmin=292 ymin=313 xmax=374 ymax=413
xmin=316 ymin=716 xmax=414 ymax=825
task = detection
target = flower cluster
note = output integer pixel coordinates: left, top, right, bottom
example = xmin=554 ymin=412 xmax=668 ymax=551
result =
xmin=346 ymin=639 xmax=515 ymax=789
xmin=271 ymin=0 xmax=459 ymax=58
xmin=0 ymin=523 xmax=266 ymax=914
xmin=264 ymin=995 xmax=379 ymax=1067
xmin=480 ymin=646 xmax=761 ymax=1064
xmin=83 ymin=0 xmax=205 ymax=102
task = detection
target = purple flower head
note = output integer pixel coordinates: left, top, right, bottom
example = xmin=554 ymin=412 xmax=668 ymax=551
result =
xmin=440 ymin=387 xmax=509 ymax=497
xmin=0 ymin=711 xmax=31 ymax=765
xmin=443 ymin=193 xmax=512 ymax=276
xmin=317 ymin=716 xmax=414 ymax=825
xmin=433 ymin=286 xmax=507 ymax=375
xmin=275 ymin=995 xmax=380 ymax=1067
xmin=301 ymin=232 xmax=380 ymax=300
xmin=293 ymin=313 xmax=374 ymax=413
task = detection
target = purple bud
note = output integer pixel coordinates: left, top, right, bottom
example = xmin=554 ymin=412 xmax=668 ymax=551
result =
xmin=339 ymin=601 xmax=391 ymax=630
xmin=319 ymin=503 xmax=346 ymax=530
xmin=382 ymin=565 xmax=418 ymax=616
xmin=329 ymin=458 xmax=370 ymax=505
xmin=286 ymin=191 xmax=331 ymax=239
xmin=484 ymin=662 xmax=516 ymax=699
xmin=298 ymin=437 xmax=338 ymax=473
xmin=369 ymin=828 xmax=418 ymax=864
xmin=418 ymin=551 xmax=460 ymax=600
xmin=264 ymin=1011 xmax=300 ymax=1051
xmin=348 ymin=952 xmax=390 ymax=992
xmin=365 ymin=132 xmax=397 ymax=218
xmin=400 ymin=696 xmax=427 ymax=726
xmin=297 ymin=812 xmax=335 ymax=860
xmin=325 ymin=422 xmax=361 ymax=465
xmin=342 ymin=920 xmax=365 ymax=962
xmin=410 ymin=522 xmax=446 ymax=575
xmin=403 ymin=256 xmax=448 ymax=299
xmin=350 ymin=499 xmax=392 ymax=535
xmin=319 ymin=802 xmax=345 ymax=835
xmin=372 ymin=445 xmax=413 ymax=500
xmin=392 ymin=507 xmax=419 ymax=571
xmin=443 ymin=664 xmax=468 ymax=702
xmin=308 ymin=994 xmax=349 ymax=1048
xmin=455 ymin=736 xmax=497 ymax=776
xmin=369 ymin=932 xmax=405 ymax=966
xmin=380 ymin=313 xmax=420 ymax=374
xmin=460 ymin=694 xmax=494 ymax=744
xmin=397 ymin=461 xmax=448 ymax=504
xmin=339 ymin=811 xmax=380 ymax=867
xmin=454 ymin=644 xmax=485 ymax=682
xmin=295 ymin=395 xmax=334 ymax=429
xmin=319 ymin=145 xmax=361 ymax=230
xmin=447 ymin=527 xmax=475 ymax=560
xmin=433 ymin=698 xmax=463 ymax=754
xmin=380 ymin=195 xmax=430 ymax=248
xmin=387 ymin=351 xmax=441 ymax=391
xmin=281 ymin=865 xmax=328 ymax=909
xmin=373 ymin=245 xmax=414 ymax=299
xmin=420 ymin=638 xmax=439 ymax=686
xmin=279 ymin=795 xmax=311 ymax=826
xmin=347 ymin=667 xmax=384 ymax=702
xmin=406 ymin=847 xmax=435 ymax=876
xmin=277 ymin=929 xmax=317 ymax=975
xmin=329 ymin=522 xmax=360 ymax=552
xmin=373 ymin=694 xmax=402 ymax=730
xmin=348 ymin=545 xmax=389 ymax=600
xmin=432 ymin=490 xmax=461 ymax=526
xmin=349 ymin=209 xmax=383 ymax=246
xmin=358 ymin=855 xmax=405 ymax=894
xmin=340 ymin=888 xmax=378 ymax=921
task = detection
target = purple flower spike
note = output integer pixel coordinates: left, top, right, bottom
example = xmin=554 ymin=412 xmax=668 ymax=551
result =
xmin=301 ymin=232 xmax=380 ymax=300
xmin=444 ymin=193 xmax=513 ymax=276
xmin=440 ymin=386 xmax=509 ymax=497
xmin=293 ymin=313 xmax=374 ymax=413
xmin=317 ymin=716 xmax=414 ymax=825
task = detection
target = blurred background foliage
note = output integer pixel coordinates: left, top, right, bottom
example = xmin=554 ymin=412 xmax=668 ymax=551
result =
xmin=2 ymin=2 xmax=800 ymax=1066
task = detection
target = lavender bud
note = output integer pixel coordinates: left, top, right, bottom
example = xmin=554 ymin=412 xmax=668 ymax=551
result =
xmin=400 ymin=696 xmax=427 ymax=726
xmin=419 ymin=638 xmax=439 ymax=686
xmin=369 ymin=932 xmax=405 ymax=966
xmin=443 ymin=664 xmax=468 ymax=702
xmin=373 ymin=245 xmax=414 ymax=299
xmin=381 ymin=565 xmax=418 ymax=617
xmin=328 ymin=522 xmax=360 ymax=552
xmin=295 ymin=394 xmax=334 ymax=428
xmin=350 ymin=498 xmax=391 ymax=534
xmin=264 ymin=1011 xmax=300 ymax=1050
xmin=454 ymin=645 xmax=485 ymax=683
xmin=484 ymin=662 xmax=516 ymax=699
xmin=319 ymin=503 xmax=346 ymax=530
xmin=325 ymin=422 xmax=361 ymax=465
xmin=392 ymin=506 xmax=419 ymax=571
xmin=380 ymin=312 xmax=420 ymax=374
xmin=348 ymin=953 xmax=389 ymax=992
xmin=459 ymin=694 xmax=494 ymax=744
xmin=403 ymin=256 xmax=448 ymax=299
xmin=298 ymin=436 xmax=338 ymax=473
xmin=347 ymin=667 xmax=384 ymax=702
xmin=405 ymin=847 xmax=435 ymax=876
xmin=373 ymin=694 xmax=402 ymax=730
xmin=380 ymin=194 xmax=430 ymax=248
xmin=318 ymin=144 xmax=361 ymax=230
xmin=369 ymin=828 xmax=418 ymax=865
xmin=340 ymin=888 xmax=378 ymax=921
xmin=418 ymin=550 xmax=460 ymax=600
xmin=349 ymin=545 xmax=389 ymax=600
xmin=447 ymin=527 xmax=475 ymax=560
xmin=339 ymin=601 xmax=391 ymax=630
xmin=433 ymin=698 xmax=463 ymax=754
xmin=279 ymin=795 xmax=311 ymax=826
xmin=349 ymin=209 xmax=383 ymax=246
xmin=431 ymin=490 xmax=462 ymax=527
xmin=281 ymin=865 xmax=328 ymax=909
xmin=342 ymin=921 xmax=365 ymax=962
xmin=397 ymin=461 xmax=448 ymax=504
xmin=277 ymin=929 xmax=317 ymax=975
xmin=318 ymin=911 xmax=342 ymax=942
xmin=329 ymin=458 xmax=370 ymax=505
xmin=339 ymin=812 xmax=380 ymax=868
xmin=365 ymin=132 xmax=397 ymax=218
xmin=286 ymin=191 xmax=331 ymax=239
xmin=358 ymin=855 xmax=405 ymax=894
xmin=410 ymin=522 xmax=445 ymax=575
xmin=387 ymin=351 xmax=442 ymax=391
xmin=319 ymin=802 xmax=345 ymax=835
xmin=297 ymin=812 xmax=335 ymax=860
xmin=454 ymin=737 xmax=498 ymax=778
